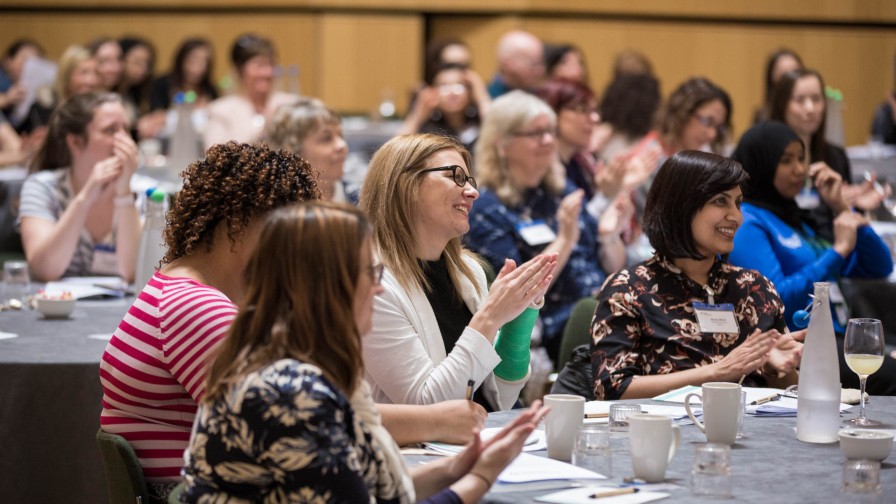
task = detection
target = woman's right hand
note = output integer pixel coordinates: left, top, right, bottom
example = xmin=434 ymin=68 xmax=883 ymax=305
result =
xmin=80 ymin=156 xmax=125 ymax=204
xmin=556 ymin=189 xmax=584 ymax=244
xmin=832 ymin=210 xmax=867 ymax=258
xmin=809 ymin=162 xmax=848 ymax=214
xmin=712 ymin=328 xmax=779 ymax=380
xmin=472 ymin=254 xmax=557 ymax=339
xmin=430 ymin=400 xmax=488 ymax=445
xmin=465 ymin=400 xmax=551 ymax=483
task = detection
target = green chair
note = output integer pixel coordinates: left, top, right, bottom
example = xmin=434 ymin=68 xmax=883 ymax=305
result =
xmin=556 ymin=296 xmax=598 ymax=371
xmin=167 ymin=482 xmax=185 ymax=504
xmin=96 ymin=428 xmax=150 ymax=504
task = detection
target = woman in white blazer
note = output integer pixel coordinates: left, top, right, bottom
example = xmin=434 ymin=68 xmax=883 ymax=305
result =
xmin=359 ymin=133 xmax=557 ymax=411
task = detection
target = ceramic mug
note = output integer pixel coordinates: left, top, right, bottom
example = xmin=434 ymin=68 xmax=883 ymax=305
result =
xmin=543 ymin=394 xmax=585 ymax=461
xmin=629 ymin=414 xmax=681 ymax=482
xmin=685 ymin=382 xmax=741 ymax=445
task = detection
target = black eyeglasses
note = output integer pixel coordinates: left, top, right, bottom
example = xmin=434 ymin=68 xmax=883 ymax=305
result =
xmin=369 ymin=263 xmax=384 ymax=285
xmin=420 ymin=165 xmax=478 ymax=189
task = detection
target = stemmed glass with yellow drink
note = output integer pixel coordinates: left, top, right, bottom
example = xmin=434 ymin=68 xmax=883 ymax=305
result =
xmin=843 ymin=318 xmax=885 ymax=426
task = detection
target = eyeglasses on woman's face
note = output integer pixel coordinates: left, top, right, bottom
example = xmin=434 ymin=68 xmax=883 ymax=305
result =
xmin=419 ymin=165 xmax=478 ymax=189
xmin=368 ymin=263 xmax=384 ymax=285
xmin=692 ymin=113 xmax=726 ymax=135
xmin=511 ymin=128 xmax=557 ymax=142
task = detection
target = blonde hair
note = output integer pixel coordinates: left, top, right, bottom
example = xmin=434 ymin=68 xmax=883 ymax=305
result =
xmin=359 ymin=133 xmax=482 ymax=297
xmin=266 ymin=97 xmax=341 ymax=155
xmin=54 ymin=45 xmax=93 ymax=100
xmin=204 ymin=202 xmax=369 ymax=401
xmin=475 ymin=90 xmax=563 ymax=207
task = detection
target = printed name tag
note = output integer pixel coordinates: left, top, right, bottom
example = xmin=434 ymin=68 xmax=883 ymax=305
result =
xmin=516 ymin=220 xmax=557 ymax=246
xmin=693 ymin=302 xmax=739 ymax=334
xmin=91 ymin=244 xmax=119 ymax=276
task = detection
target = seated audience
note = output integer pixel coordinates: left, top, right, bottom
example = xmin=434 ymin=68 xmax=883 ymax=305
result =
xmin=487 ymin=30 xmax=545 ymax=98
xmin=544 ymin=43 xmax=588 ymax=84
xmin=658 ymin=76 xmax=732 ymax=156
xmin=17 ymin=44 xmax=100 ymax=137
xmin=400 ymin=63 xmax=490 ymax=152
xmin=182 ymin=201 xmax=549 ymax=503
xmin=204 ymin=33 xmax=297 ymax=148
xmin=116 ymin=36 xmax=156 ymax=137
xmin=871 ymin=49 xmax=896 ymax=144
xmin=266 ymin=97 xmax=351 ymax=202
xmin=769 ymin=68 xmax=885 ymax=237
xmin=100 ymin=142 xmax=321 ymax=502
xmin=753 ymin=48 xmax=803 ymax=124
xmin=465 ymin=90 xmax=627 ymax=361
xmin=728 ymin=121 xmax=896 ymax=395
xmin=88 ymin=37 xmax=123 ymax=93
xmin=360 ymin=132 xmax=557 ymax=409
xmin=18 ymin=93 xmax=139 ymax=281
xmin=146 ymin=37 xmax=218 ymax=139
xmin=0 ymin=39 xmax=43 ymax=122
xmin=591 ymin=150 xmax=802 ymax=400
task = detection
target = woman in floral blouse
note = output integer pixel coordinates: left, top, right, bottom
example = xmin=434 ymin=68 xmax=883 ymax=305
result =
xmin=590 ymin=151 xmax=803 ymax=400
xmin=183 ymin=201 xmax=549 ymax=503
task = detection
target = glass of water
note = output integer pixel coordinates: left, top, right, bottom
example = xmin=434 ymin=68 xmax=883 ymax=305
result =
xmin=571 ymin=424 xmax=612 ymax=477
xmin=691 ymin=443 xmax=732 ymax=498
xmin=3 ymin=260 xmax=30 ymax=304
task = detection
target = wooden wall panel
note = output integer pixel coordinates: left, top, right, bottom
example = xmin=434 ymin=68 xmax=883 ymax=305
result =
xmin=433 ymin=16 xmax=896 ymax=146
xmin=317 ymin=13 xmax=422 ymax=114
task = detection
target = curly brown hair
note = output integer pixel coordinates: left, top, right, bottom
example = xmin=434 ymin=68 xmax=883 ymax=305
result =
xmin=162 ymin=141 xmax=320 ymax=263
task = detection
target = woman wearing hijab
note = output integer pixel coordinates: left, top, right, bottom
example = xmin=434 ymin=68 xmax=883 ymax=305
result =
xmin=729 ymin=121 xmax=896 ymax=395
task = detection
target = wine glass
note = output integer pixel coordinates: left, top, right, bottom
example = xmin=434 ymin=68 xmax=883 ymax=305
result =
xmin=843 ymin=318 xmax=885 ymax=426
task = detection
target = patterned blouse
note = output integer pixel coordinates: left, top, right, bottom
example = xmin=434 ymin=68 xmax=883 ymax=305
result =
xmin=182 ymin=359 xmax=460 ymax=503
xmin=590 ymin=255 xmax=786 ymax=400
xmin=465 ymin=183 xmax=606 ymax=352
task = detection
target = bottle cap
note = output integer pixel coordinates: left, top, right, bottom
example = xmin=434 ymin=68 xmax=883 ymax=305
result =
xmin=184 ymin=90 xmax=197 ymax=104
xmin=174 ymin=92 xmax=185 ymax=105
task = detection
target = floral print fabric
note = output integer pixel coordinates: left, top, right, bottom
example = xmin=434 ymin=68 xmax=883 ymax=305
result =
xmin=182 ymin=359 xmax=401 ymax=504
xmin=590 ymin=255 xmax=786 ymax=400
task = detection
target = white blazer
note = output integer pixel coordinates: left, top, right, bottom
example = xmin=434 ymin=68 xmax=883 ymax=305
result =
xmin=363 ymin=254 xmax=529 ymax=410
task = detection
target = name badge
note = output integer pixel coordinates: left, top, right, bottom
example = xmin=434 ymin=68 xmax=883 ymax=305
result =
xmin=91 ymin=244 xmax=119 ymax=276
xmin=516 ymin=220 xmax=557 ymax=246
xmin=693 ymin=302 xmax=739 ymax=334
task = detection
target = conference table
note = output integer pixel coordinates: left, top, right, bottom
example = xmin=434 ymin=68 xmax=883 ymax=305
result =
xmin=414 ymin=399 xmax=895 ymax=503
xmin=0 ymin=297 xmax=130 ymax=504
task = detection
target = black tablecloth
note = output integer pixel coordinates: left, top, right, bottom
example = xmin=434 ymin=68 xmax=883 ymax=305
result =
xmin=0 ymin=299 xmax=130 ymax=504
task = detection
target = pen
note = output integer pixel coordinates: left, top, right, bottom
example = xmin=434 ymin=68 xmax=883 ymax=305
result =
xmin=750 ymin=393 xmax=781 ymax=406
xmin=465 ymin=379 xmax=474 ymax=401
xmin=590 ymin=488 xmax=639 ymax=499
xmin=584 ymin=412 xmax=609 ymax=419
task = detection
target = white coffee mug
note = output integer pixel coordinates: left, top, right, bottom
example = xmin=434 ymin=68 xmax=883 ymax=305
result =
xmin=629 ymin=414 xmax=681 ymax=482
xmin=543 ymin=394 xmax=585 ymax=461
xmin=684 ymin=382 xmax=741 ymax=445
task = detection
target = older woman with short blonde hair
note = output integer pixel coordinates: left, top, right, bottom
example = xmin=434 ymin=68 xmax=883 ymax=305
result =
xmin=467 ymin=90 xmax=626 ymax=362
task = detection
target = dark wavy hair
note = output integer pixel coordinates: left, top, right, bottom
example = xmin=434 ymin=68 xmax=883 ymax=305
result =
xmin=162 ymin=141 xmax=320 ymax=263
xmin=231 ymin=33 xmax=275 ymax=70
xmin=643 ymin=150 xmax=748 ymax=260
xmin=204 ymin=202 xmax=369 ymax=402
xmin=170 ymin=37 xmax=217 ymax=99
xmin=599 ymin=73 xmax=661 ymax=138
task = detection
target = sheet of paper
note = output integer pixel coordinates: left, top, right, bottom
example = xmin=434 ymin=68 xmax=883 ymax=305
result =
xmin=585 ymin=401 xmax=689 ymax=421
xmin=654 ymin=385 xmax=786 ymax=405
xmin=0 ymin=331 xmax=18 ymax=340
xmin=424 ymin=428 xmax=545 ymax=455
xmin=535 ymin=486 xmax=669 ymax=503
xmin=44 ymin=276 xmax=128 ymax=299
xmin=498 ymin=453 xmax=606 ymax=483
xmin=88 ymin=334 xmax=114 ymax=341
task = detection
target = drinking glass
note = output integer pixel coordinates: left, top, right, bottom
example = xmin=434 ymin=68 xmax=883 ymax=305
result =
xmin=843 ymin=319 xmax=885 ymax=426
xmin=571 ymin=424 xmax=612 ymax=477
xmin=609 ymin=403 xmax=641 ymax=433
xmin=691 ymin=443 xmax=732 ymax=498
xmin=3 ymin=260 xmax=30 ymax=304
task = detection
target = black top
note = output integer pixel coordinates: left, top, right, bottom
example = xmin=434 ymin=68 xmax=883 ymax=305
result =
xmin=421 ymin=255 xmax=473 ymax=355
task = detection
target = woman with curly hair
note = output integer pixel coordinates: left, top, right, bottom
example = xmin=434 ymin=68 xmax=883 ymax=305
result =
xmin=590 ymin=151 xmax=801 ymax=400
xmin=183 ymin=202 xmax=549 ymax=502
xmin=99 ymin=141 xmax=320 ymax=502
xmin=658 ymin=76 xmax=732 ymax=156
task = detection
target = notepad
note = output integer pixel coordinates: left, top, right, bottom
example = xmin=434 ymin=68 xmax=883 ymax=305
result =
xmin=535 ymin=486 xmax=669 ymax=503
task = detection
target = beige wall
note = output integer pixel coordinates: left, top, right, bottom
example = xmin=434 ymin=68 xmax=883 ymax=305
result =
xmin=0 ymin=1 xmax=893 ymax=144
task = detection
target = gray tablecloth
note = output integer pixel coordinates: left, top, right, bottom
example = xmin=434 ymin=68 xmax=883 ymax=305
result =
xmin=426 ymin=400 xmax=894 ymax=503
xmin=0 ymin=299 xmax=130 ymax=504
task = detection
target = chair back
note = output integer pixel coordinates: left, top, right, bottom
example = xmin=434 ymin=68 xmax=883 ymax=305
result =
xmin=556 ymin=296 xmax=598 ymax=371
xmin=96 ymin=429 xmax=150 ymax=504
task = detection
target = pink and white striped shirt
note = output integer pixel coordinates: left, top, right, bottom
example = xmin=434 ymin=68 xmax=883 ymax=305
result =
xmin=99 ymin=272 xmax=237 ymax=482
